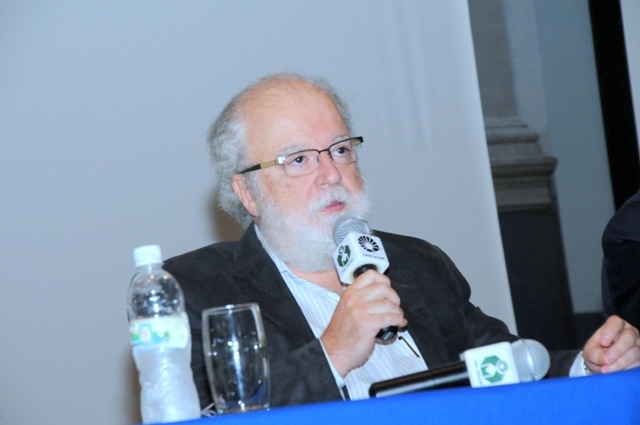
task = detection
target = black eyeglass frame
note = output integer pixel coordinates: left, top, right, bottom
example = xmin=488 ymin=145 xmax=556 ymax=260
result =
xmin=237 ymin=136 xmax=364 ymax=176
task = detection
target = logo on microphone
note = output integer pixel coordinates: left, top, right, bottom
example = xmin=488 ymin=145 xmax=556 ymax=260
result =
xmin=336 ymin=245 xmax=351 ymax=267
xmin=357 ymin=235 xmax=380 ymax=253
xmin=480 ymin=355 xmax=509 ymax=383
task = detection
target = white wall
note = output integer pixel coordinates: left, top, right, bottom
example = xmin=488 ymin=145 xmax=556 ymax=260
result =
xmin=0 ymin=2 xmax=513 ymax=424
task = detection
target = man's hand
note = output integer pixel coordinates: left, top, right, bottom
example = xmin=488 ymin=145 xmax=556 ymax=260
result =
xmin=583 ymin=315 xmax=640 ymax=374
xmin=321 ymin=270 xmax=407 ymax=378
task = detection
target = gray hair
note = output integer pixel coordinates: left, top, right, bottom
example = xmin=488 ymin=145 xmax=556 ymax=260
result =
xmin=207 ymin=72 xmax=353 ymax=227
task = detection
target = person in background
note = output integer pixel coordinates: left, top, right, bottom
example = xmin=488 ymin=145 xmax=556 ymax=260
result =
xmin=602 ymin=188 xmax=640 ymax=329
xmin=164 ymin=73 xmax=640 ymax=410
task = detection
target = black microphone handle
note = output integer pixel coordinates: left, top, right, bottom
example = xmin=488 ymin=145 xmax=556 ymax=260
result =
xmin=369 ymin=361 xmax=469 ymax=397
xmin=352 ymin=264 xmax=398 ymax=342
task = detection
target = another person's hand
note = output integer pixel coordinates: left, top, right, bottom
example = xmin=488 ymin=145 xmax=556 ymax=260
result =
xmin=321 ymin=270 xmax=407 ymax=377
xmin=583 ymin=315 xmax=640 ymax=374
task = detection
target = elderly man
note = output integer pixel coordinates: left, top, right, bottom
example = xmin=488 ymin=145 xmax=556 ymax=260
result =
xmin=164 ymin=73 xmax=640 ymax=410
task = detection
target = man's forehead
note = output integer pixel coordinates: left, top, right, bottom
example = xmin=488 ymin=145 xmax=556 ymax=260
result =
xmin=243 ymin=80 xmax=325 ymax=108
xmin=275 ymin=135 xmax=350 ymax=156
xmin=240 ymin=83 xmax=347 ymax=155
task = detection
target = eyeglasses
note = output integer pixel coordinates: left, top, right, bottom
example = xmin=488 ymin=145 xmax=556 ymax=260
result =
xmin=237 ymin=136 xmax=363 ymax=177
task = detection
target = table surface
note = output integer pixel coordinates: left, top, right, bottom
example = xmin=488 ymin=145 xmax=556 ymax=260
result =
xmin=158 ymin=367 xmax=640 ymax=425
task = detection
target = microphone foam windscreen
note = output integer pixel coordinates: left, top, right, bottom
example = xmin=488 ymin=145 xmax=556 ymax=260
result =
xmin=511 ymin=339 xmax=551 ymax=382
xmin=332 ymin=214 xmax=371 ymax=244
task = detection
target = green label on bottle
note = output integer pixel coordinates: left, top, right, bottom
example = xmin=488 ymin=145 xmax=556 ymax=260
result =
xmin=129 ymin=312 xmax=190 ymax=349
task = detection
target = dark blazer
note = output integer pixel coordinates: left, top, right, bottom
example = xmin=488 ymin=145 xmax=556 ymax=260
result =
xmin=602 ymin=189 xmax=640 ymax=328
xmin=164 ymin=224 xmax=578 ymax=409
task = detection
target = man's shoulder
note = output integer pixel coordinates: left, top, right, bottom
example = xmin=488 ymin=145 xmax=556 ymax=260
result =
xmin=373 ymin=229 xmax=440 ymax=253
xmin=372 ymin=229 xmax=454 ymax=267
xmin=161 ymin=241 xmax=246 ymax=306
xmin=170 ymin=240 xmax=238 ymax=258
xmin=603 ymin=189 xmax=640 ymax=242
xmin=164 ymin=240 xmax=239 ymax=275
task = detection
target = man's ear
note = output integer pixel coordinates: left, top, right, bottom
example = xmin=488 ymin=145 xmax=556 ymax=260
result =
xmin=231 ymin=174 xmax=259 ymax=217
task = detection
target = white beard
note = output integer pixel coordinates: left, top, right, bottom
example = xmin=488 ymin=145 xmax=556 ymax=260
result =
xmin=256 ymin=184 xmax=371 ymax=273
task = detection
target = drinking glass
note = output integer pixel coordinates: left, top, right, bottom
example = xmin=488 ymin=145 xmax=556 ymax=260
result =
xmin=201 ymin=303 xmax=270 ymax=414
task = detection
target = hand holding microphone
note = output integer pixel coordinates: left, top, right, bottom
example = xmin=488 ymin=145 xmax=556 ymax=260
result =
xmin=321 ymin=270 xmax=405 ymax=376
xmin=332 ymin=215 xmax=399 ymax=342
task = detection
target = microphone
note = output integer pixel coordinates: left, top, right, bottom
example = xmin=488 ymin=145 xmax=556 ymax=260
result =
xmin=332 ymin=215 xmax=396 ymax=341
xmin=369 ymin=339 xmax=550 ymax=397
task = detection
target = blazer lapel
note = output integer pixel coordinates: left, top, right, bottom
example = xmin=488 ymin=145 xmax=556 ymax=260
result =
xmin=231 ymin=224 xmax=316 ymax=349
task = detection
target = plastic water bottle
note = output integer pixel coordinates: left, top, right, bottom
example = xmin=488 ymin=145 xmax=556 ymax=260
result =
xmin=127 ymin=245 xmax=201 ymax=423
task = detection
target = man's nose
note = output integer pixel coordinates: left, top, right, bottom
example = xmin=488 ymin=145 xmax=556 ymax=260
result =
xmin=315 ymin=151 xmax=342 ymax=184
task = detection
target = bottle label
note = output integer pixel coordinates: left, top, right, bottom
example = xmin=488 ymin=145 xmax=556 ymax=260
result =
xmin=129 ymin=312 xmax=190 ymax=349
